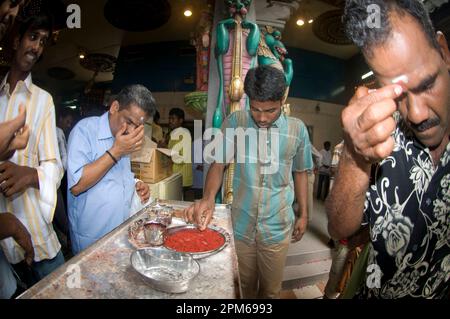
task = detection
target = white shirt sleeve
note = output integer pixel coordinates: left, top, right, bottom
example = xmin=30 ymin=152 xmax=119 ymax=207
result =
xmin=36 ymin=108 xmax=63 ymax=224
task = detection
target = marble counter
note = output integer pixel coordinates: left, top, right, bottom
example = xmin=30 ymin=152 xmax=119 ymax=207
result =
xmin=18 ymin=201 xmax=240 ymax=299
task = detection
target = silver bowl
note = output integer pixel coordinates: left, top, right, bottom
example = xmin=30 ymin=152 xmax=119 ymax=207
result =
xmin=130 ymin=248 xmax=200 ymax=293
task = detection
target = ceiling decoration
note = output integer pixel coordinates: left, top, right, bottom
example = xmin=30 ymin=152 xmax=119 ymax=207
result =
xmin=47 ymin=67 xmax=75 ymax=80
xmin=255 ymin=0 xmax=301 ymax=31
xmin=80 ymin=53 xmax=117 ymax=94
xmin=104 ymin=0 xmax=171 ymax=32
xmin=312 ymin=9 xmax=352 ymax=45
xmin=80 ymin=53 xmax=117 ymax=73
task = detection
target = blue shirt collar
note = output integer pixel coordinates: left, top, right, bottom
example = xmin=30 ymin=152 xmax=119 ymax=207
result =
xmin=97 ymin=111 xmax=114 ymax=140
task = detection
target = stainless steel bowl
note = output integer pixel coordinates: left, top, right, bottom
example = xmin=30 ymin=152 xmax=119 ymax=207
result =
xmin=130 ymin=248 xmax=200 ymax=293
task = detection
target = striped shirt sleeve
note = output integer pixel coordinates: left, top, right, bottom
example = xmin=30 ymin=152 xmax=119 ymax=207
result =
xmin=293 ymin=121 xmax=313 ymax=172
xmin=35 ymin=99 xmax=63 ymax=224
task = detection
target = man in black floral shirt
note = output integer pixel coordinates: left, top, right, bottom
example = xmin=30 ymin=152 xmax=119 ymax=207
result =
xmin=327 ymin=0 xmax=449 ymax=298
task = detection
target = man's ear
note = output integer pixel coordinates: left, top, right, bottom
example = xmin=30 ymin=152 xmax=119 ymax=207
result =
xmin=436 ymin=31 xmax=450 ymax=68
xmin=109 ymin=101 xmax=120 ymax=114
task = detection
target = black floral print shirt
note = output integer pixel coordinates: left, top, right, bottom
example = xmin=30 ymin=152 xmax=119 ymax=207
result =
xmin=357 ymin=125 xmax=449 ymax=299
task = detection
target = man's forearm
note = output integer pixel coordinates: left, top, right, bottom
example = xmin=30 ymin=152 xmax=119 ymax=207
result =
xmin=70 ymin=151 xmax=115 ymax=196
xmin=29 ymin=168 xmax=39 ymax=189
xmin=0 ymin=213 xmax=20 ymax=240
xmin=203 ymin=162 xmax=226 ymax=201
xmin=326 ymin=148 xmax=371 ymax=240
xmin=294 ymin=171 xmax=308 ymax=220
xmin=0 ymin=120 xmax=19 ymax=156
xmin=15 ymin=165 xmax=39 ymax=189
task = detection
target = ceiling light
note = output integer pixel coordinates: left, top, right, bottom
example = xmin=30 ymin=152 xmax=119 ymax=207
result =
xmin=361 ymin=71 xmax=374 ymax=80
xmin=78 ymin=47 xmax=86 ymax=60
xmin=67 ymin=105 xmax=77 ymax=109
xmin=331 ymin=86 xmax=345 ymax=96
xmin=0 ymin=47 xmax=2 ymax=51
xmin=184 ymin=9 xmax=192 ymax=17
xmin=296 ymin=19 xmax=305 ymax=26
xmin=308 ymin=19 xmax=314 ymax=24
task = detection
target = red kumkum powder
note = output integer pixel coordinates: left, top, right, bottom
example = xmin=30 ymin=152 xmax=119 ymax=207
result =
xmin=164 ymin=228 xmax=225 ymax=252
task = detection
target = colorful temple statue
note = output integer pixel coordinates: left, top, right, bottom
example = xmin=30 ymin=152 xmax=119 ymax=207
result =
xmin=184 ymin=4 xmax=214 ymax=115
xmin=195 ymin=8 xmax=214 ymax=92
xmin=257 ymin=25 xmax=293 ymax=115
xmin=213 ymin=0 xmax=260 ymax=204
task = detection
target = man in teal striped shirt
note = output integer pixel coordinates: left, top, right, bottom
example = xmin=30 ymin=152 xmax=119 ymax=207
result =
xmin=186 ymin=65 xmax=313 ymax=298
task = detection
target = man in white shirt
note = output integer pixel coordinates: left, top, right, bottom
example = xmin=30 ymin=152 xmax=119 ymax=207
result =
xmin=307 ymin=144 xmax=322 ymax=221
xmin=56 ymin=108 xmax=75 ymax=171
xmin=0 ymin=14 xmax=64 ymax=287
xmin=317 ymin=141 xmax=331 ymax=201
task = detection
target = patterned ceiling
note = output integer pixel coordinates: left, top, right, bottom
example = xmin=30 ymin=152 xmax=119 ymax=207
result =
xmin=312 ymin=9 xmax=352 ymax=45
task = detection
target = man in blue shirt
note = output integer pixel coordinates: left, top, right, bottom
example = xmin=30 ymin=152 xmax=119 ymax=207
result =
xmin=67 ymin=84 xmax=154 ymax=254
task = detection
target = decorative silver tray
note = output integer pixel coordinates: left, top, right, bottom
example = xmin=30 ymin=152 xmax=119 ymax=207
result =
xmin=128 ymin=217 xmax=151 ymax=249
xmin=163 ymin=224 xmax=231 ymax=259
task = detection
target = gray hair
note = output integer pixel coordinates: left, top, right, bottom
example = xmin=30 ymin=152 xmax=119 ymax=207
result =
xmin=116 ymin=84 xmax=156 ymax=117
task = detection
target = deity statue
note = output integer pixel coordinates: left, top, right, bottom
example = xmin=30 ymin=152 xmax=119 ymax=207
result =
xmin=195 ymin=8 xmax=214 ymax=92
xmin=184 ymin=5 xmax=214 ymax=115
xmin=213 ymin=0 xmax=260 ymax=129
xmin=213 ymin=0 xmax=260 ymax=204
xmin=257 ymin=25 xmax=293 ymax=115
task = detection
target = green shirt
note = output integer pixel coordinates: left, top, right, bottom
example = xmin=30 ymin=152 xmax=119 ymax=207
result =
xmin=222 ymin=110 xmax=313 ymax=244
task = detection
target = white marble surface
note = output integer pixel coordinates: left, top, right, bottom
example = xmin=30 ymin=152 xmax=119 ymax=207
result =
xmin=18 ymin=201 xmax=239 ymax=299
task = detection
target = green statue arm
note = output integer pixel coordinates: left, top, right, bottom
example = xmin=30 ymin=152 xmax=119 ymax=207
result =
xmin=214 ymin=18 xmax=235 ymax=129
xmin=215 ymin=18 xmax=235 ymax=57
xmin=283 ymin=58 xmax=294 ymax=86
xmin=242 ymin=21 xmax=260 ymax=56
